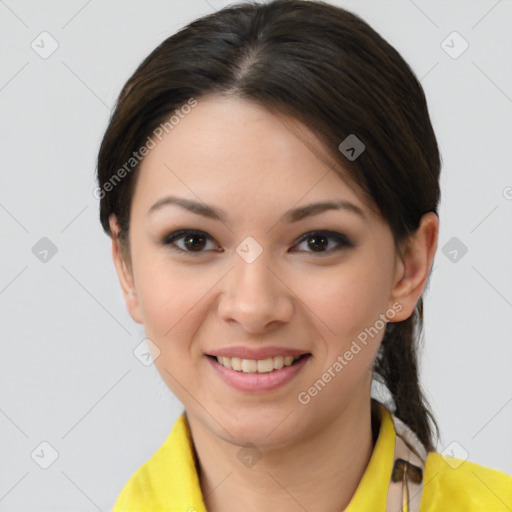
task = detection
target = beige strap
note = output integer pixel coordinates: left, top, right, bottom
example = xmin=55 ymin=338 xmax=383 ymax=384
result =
xmin=386 ymin=415 xmax=427 ymax=512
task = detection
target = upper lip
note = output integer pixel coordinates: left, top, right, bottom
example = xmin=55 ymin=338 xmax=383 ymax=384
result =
xmin=207 ymin=346 xmax=310 ymax=360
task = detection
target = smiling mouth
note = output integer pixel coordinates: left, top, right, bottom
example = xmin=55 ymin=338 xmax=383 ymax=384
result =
xmin=207 ymin=354 xmax=311 ymax=374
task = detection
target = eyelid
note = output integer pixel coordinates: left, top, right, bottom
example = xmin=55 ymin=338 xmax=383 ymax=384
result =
xmin=293 ymin=230 xmax=355 ymax=253
xmin=161 ymin=229 xmax=354 ymax=255
xmin=161 ymin=229 xmax=220 ymax=255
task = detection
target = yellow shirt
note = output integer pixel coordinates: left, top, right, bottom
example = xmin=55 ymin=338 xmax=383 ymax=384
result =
xmin=113 ymin=407 xmax=512 ymax=511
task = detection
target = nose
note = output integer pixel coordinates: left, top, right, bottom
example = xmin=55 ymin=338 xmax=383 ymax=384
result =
xmin=217 ymin=248 xmax=294 ymax=334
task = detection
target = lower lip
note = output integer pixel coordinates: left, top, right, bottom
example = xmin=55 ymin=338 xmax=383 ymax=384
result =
xmin=207 ymin=355 xmax=311 ymax=393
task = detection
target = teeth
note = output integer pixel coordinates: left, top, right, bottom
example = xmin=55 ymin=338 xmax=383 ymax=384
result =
xmin=273 ymin=356 xmax=284 ymax=370
xmin=257 ymin=358 xmax=274 ymax=373
xmin=215 ymin=355 xmax=302 ymax=373
xmin=241 ymin=359 xmax=257 ymax=373
xmin=231 ymin=357 xmax=242 ymax=371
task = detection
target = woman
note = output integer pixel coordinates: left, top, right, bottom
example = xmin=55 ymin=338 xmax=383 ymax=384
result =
xmin=96 ymin=1 xmax=512 ymax=510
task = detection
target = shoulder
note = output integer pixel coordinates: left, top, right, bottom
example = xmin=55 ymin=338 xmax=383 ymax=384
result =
xmin=421 ymin=452 xmax=512 ymax=511
xmin=112 ymin=439 xmax=170 ymax=511
xmin=112 ymin=414 xmax=206 ymax=512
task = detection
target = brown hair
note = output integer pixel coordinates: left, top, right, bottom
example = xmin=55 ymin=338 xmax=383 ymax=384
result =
xmin=97 ymin=0 xmax=440 ymax=451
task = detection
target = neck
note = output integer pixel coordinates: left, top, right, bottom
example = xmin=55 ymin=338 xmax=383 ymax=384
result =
xmin=187 ymin=398 xmax=378 ymax=512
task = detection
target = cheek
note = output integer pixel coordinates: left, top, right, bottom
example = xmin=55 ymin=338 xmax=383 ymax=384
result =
xmin=133 ymin=256 xmax=213 ymax=402
xmin=130 ymin=244 xmax=205 ymax=350
xmin=302 ymin=259 xmax=393 ymax=347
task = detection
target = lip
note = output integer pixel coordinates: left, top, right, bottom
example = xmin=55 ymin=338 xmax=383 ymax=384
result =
xmin=206 ymin=346 xmax=309 ymax=360
xmin=207 ymin=353 xmax=311 ymax=393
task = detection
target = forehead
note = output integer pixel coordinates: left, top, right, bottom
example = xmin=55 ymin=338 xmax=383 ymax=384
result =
xmin=133 ymin=95 xmax=369 ymax=218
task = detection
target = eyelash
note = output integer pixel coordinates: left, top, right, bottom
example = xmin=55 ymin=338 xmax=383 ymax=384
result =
xmin=160 ymin=229 xmax=354 ymax=256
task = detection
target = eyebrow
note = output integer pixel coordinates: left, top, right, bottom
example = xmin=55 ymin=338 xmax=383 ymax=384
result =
xmin=147 ymin=195 xmax=365 ymax=223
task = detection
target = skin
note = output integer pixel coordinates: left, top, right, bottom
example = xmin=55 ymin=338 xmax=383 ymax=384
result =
xmin=109 ymin=95 xmax=438 ymax=512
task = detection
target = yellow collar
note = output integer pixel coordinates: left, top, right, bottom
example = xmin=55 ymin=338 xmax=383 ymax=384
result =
xmin=114 ymin=404 xmax=395 ymax=511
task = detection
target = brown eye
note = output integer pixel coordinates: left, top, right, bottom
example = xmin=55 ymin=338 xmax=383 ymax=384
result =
xmin=183 ymin=233 xmax=207 ymax=251
xmin=295 ymin=231 xmax=354 ymax=254
xmin=162 ymin=230 xmax=220 ymax=255
xmin=307 ymin=233 xmax=329 ymax=252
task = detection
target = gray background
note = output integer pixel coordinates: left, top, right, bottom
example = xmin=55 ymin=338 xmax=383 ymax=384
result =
xmin=1 ymin=0 xmax=511 ymax=510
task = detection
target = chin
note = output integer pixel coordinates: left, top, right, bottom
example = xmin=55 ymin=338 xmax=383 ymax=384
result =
xmin=207 ymin=406 xmax=309 ymax=450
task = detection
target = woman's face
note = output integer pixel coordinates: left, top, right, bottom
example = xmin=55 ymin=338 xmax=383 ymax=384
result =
xmin=112 ymin=95 xmax=410 ymax=448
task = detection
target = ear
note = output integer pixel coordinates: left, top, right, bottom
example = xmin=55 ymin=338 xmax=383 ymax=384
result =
xmin=388 ymin=212 xmax=439 ymax=322
xmin=109 ymin=215 xmax=143 ymax=324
